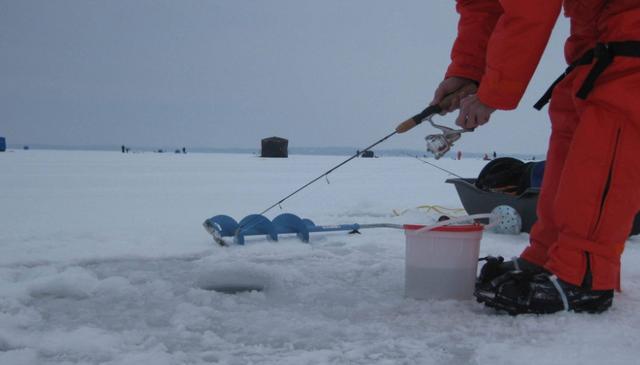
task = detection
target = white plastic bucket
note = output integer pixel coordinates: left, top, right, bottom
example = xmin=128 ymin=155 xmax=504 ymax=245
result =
xmin=404 ymin=223 xmax=483 ymax=300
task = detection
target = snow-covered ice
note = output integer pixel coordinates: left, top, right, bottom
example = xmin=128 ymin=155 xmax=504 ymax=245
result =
xmin=1 ymin=150 xmax=640 ymax=365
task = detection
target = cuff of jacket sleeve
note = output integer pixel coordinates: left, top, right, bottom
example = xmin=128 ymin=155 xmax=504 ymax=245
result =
xmin=476 ymin=66 xmax=527 ymax=110
xmin=445 ymin=63 xmax=484 ymax=84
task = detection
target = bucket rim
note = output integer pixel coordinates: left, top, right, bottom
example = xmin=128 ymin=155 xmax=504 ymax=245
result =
xmin=403 ymin=223 xmax=483 ymax=232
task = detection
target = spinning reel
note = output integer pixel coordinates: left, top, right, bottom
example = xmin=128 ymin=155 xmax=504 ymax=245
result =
xmin=424 ymin=116 xmax=473 ymax=159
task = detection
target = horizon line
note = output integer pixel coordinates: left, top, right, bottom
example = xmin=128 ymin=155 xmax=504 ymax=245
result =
xmin=4 ymin=143 xmax=547 ymax=158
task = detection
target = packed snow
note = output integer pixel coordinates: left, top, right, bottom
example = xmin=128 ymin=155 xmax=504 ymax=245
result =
xmin=1 ymin=150 xmax=640 ymax=365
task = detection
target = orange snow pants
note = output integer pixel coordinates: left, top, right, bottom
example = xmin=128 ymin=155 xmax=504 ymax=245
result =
xmin=521 ymin=55 xmax=640 ymax=290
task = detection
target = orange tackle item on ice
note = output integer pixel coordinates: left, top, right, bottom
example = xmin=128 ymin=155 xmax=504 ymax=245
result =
xmin=446 ymin=0 xmax=640 ymax=290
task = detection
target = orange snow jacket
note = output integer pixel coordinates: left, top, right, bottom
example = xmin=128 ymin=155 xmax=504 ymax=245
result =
xmin=445 ymin=0 xmax=640 ymax=110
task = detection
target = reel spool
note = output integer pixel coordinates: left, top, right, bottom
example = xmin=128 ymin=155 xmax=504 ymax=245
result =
xmin=424 ymin=117 xmax=472 ymax=159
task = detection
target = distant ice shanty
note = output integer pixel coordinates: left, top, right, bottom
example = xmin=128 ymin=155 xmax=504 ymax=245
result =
xmin=361 ymin=150 xmax=374 ymax=158
xmin=261 ymin=137 xmax=288 ymax=158
xmin=0 ymin=137 xmax=6 ymax=152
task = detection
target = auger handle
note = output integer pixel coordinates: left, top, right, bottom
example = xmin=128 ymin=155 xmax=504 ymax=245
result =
xmin=415 ymin=213 xmax=493 ymax=233
xmin=395 ymin=82 xmax=478 ymax=133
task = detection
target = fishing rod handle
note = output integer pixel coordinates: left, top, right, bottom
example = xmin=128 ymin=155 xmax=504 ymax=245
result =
xmin=395 ymin=105 xmax=440 ymax=134
xmin=395 ymin=82 xmax=478 ymax=133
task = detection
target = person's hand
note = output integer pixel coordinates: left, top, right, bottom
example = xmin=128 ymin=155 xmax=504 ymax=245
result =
xmin=430 ymin=77 xmax=478 ymax=114
xmin=455 ymin=94 xmax=496 ymax=129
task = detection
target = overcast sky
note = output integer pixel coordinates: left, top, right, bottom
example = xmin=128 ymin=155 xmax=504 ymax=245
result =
xmin=0 ymin=1 xmax=570 ymax=154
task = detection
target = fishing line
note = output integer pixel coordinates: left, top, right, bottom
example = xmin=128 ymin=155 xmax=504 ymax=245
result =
xmin=404 ymin=153 xmax=479 ymax=189
xmin=404 ymin=153 xmax=465 ymax=179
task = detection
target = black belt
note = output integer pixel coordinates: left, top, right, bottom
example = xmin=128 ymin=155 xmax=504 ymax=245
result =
xmin=534 ymin=41 xmax=640 ymax=110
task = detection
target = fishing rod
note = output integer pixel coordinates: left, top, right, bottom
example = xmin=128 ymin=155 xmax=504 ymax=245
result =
xmin=238 ymin=83 xmax=477 ymax=231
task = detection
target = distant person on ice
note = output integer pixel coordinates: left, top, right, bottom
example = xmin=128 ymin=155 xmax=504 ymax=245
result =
xmin=430 ymin=1 xmax=640 ymax=314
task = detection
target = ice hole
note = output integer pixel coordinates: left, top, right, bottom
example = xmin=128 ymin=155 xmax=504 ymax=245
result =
xmin=195 ymin=266 xmax=268 ymax=294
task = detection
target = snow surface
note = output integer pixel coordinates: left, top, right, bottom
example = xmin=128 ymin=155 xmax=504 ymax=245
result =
xmin=1 ymin=150 xmax=640 ymax=365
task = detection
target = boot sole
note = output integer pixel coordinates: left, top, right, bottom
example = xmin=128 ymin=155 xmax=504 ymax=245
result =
xmin=475 ymin=290 xmax=613 ymax=315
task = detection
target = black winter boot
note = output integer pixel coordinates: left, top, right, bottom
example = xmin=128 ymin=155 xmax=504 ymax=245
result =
xmin=476 ymin=256 xmax=545 ymax=293
xmin=475 ymin=272 xmax=613 ymax=315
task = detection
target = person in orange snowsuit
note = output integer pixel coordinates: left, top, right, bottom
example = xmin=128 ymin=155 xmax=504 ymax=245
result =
xmin=432 ymin=1 xmax=640 ymax=314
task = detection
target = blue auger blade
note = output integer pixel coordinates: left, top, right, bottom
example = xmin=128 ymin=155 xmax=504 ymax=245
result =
xmin=204 ymin=215 xmax=239 ymax=236
xmin=237 ymin=214 xmax=278 ymax=245
xmin=273 ymin=213 xmax=310 ymax=243
xmin=203 ymin=215 xmax=239 ymax=245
